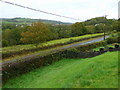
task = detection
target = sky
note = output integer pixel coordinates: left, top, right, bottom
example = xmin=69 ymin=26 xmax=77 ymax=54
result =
xmin=0 ymin=0 xmax=119 ymax=23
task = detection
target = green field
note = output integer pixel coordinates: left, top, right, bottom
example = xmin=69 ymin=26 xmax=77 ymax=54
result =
xmin=2 ymin=33 xmax=103 ymax=54
xmin=3 ymin=51 xmax=118 ymax=88
xmin=1 ymin=18 xmax=71 ymax=25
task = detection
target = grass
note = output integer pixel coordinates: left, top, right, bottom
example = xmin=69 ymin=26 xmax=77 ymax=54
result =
xmin=2 ymin=33 xmax=103 ymax=54
xmin=3 ymin=51 xmax=118 ymax=88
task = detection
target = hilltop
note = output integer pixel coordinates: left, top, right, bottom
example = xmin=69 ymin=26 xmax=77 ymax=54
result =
xmin=1 ymin=17 xmax=72 ymax=25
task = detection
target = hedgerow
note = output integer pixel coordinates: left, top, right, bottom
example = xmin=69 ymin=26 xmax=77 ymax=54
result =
xmin=2 ymin=34 xmax=104 ymax=59
xmin=2 ymin=40 xmax=110 ymax=83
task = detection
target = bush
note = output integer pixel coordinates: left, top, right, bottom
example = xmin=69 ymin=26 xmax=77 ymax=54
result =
xmin=99 ymin=48 xmax=104 ymax=51
xmin=67 ymin=48 xmax=79 ymax=53
xmin=2 ymin=40 xmax=9 ymax=47
xmin=114 ymin=44 xmax=119 ymax=48
xmin=65 ymin=48 xmax=79 ymax=58
xmin=112 ymin=30 xmax=117 ymax=33
xmin=106 ymin=37 xmax=119 ymax=44
xmin=76 ymin=40 xmax=107 ymax=51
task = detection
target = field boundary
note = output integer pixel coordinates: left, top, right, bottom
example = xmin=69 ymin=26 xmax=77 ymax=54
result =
xmin=2 ymin=41 xmax=120 ymax=83
xmin=2 ymin=34 xmax=105 ymax=59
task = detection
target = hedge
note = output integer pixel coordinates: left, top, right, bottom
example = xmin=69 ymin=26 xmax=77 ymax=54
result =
xmin=2 ymin=34 xmax=104 ymax=59
xmin=2 ymin=40 xmax=112 ymax=83
xmin=106 ymin=36 xmax=120 ymax=44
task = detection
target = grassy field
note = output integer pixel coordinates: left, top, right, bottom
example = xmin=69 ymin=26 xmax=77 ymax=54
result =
xmin=2 ymin=33 xmax=103 ymax=54
xmin=3 ymin=51 xmax=118 ymax=88
xmin=2 ymin=18 xmax=71 ymax=25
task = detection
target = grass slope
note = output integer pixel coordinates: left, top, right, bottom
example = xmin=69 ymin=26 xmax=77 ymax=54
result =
xmin=3 ymin=51 xmax=118 ymax=88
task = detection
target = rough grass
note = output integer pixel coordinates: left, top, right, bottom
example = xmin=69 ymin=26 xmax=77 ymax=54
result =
xmin=3 ymin=51 xmax=118 ymax=88
xmin=2 ymin=33 xmax=103 ymax=54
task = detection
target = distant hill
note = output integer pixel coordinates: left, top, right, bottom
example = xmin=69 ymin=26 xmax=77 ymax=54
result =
xmin=1 ymin=18 xmax=72 ymax=25
xmin=84 ymin=17 xmax=117 ymax=26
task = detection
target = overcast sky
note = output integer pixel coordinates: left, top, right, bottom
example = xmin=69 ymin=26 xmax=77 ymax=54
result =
xmin=0 ymin=0 xmax=119 ymax=23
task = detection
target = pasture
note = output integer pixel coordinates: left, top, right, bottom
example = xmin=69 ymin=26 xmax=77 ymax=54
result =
xmin=3 ymin=51 xmax=118 ymax=88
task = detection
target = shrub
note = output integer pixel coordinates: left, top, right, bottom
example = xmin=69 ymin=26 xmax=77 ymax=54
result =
xmin=76 ymin=40 xmax=107 ymax=51
xmin=106 ymin=37 xmax=119 ymax=44
xmin=2 ymin=40 xmax=9 ymax=47
xmin=112 ymin=30 xmax=117 ymax=33
xmin=99 ymin=48 xmax=104 ymax=52
xmin=114 ymin=44 xmax=119 ymax=48
xmin=67 ymin=48 xmax=79 ymax=53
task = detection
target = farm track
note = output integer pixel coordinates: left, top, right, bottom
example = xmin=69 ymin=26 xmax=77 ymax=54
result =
xmin=1 ymin=36 xmax=109 ymax=66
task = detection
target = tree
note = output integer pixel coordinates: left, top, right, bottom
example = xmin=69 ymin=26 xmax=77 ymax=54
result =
xmin=95 ymin=23 xmax=105 ymax=33
xmin=57 ymin=25 xmax=71 ymax=38
xmin=20 ymin=22 xmax=51 ymax=47
xmin=71 ymin=22 xmax=87 ymax=37
xmin=2 ymin=24 xmax=16 ymax=30
xmin=112 ymin=21 xmax=119 ymax=32
xmin=2 ymin=29 xmax=14 ymax=45
xmin=85 ymin=25 xmax=95 ymax=34
xmin=2 ymin=26 xmax=26 ymax=46
xmin=104 ymin=24 xmax=113 ymax=33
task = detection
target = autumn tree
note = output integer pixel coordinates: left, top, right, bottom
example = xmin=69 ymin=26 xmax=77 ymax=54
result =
xmin=20 ymin=22 xmax=51 ymax=47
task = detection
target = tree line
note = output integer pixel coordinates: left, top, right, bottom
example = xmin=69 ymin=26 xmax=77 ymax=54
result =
xmin=2 ymin=17 xmax=119 ymax=47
